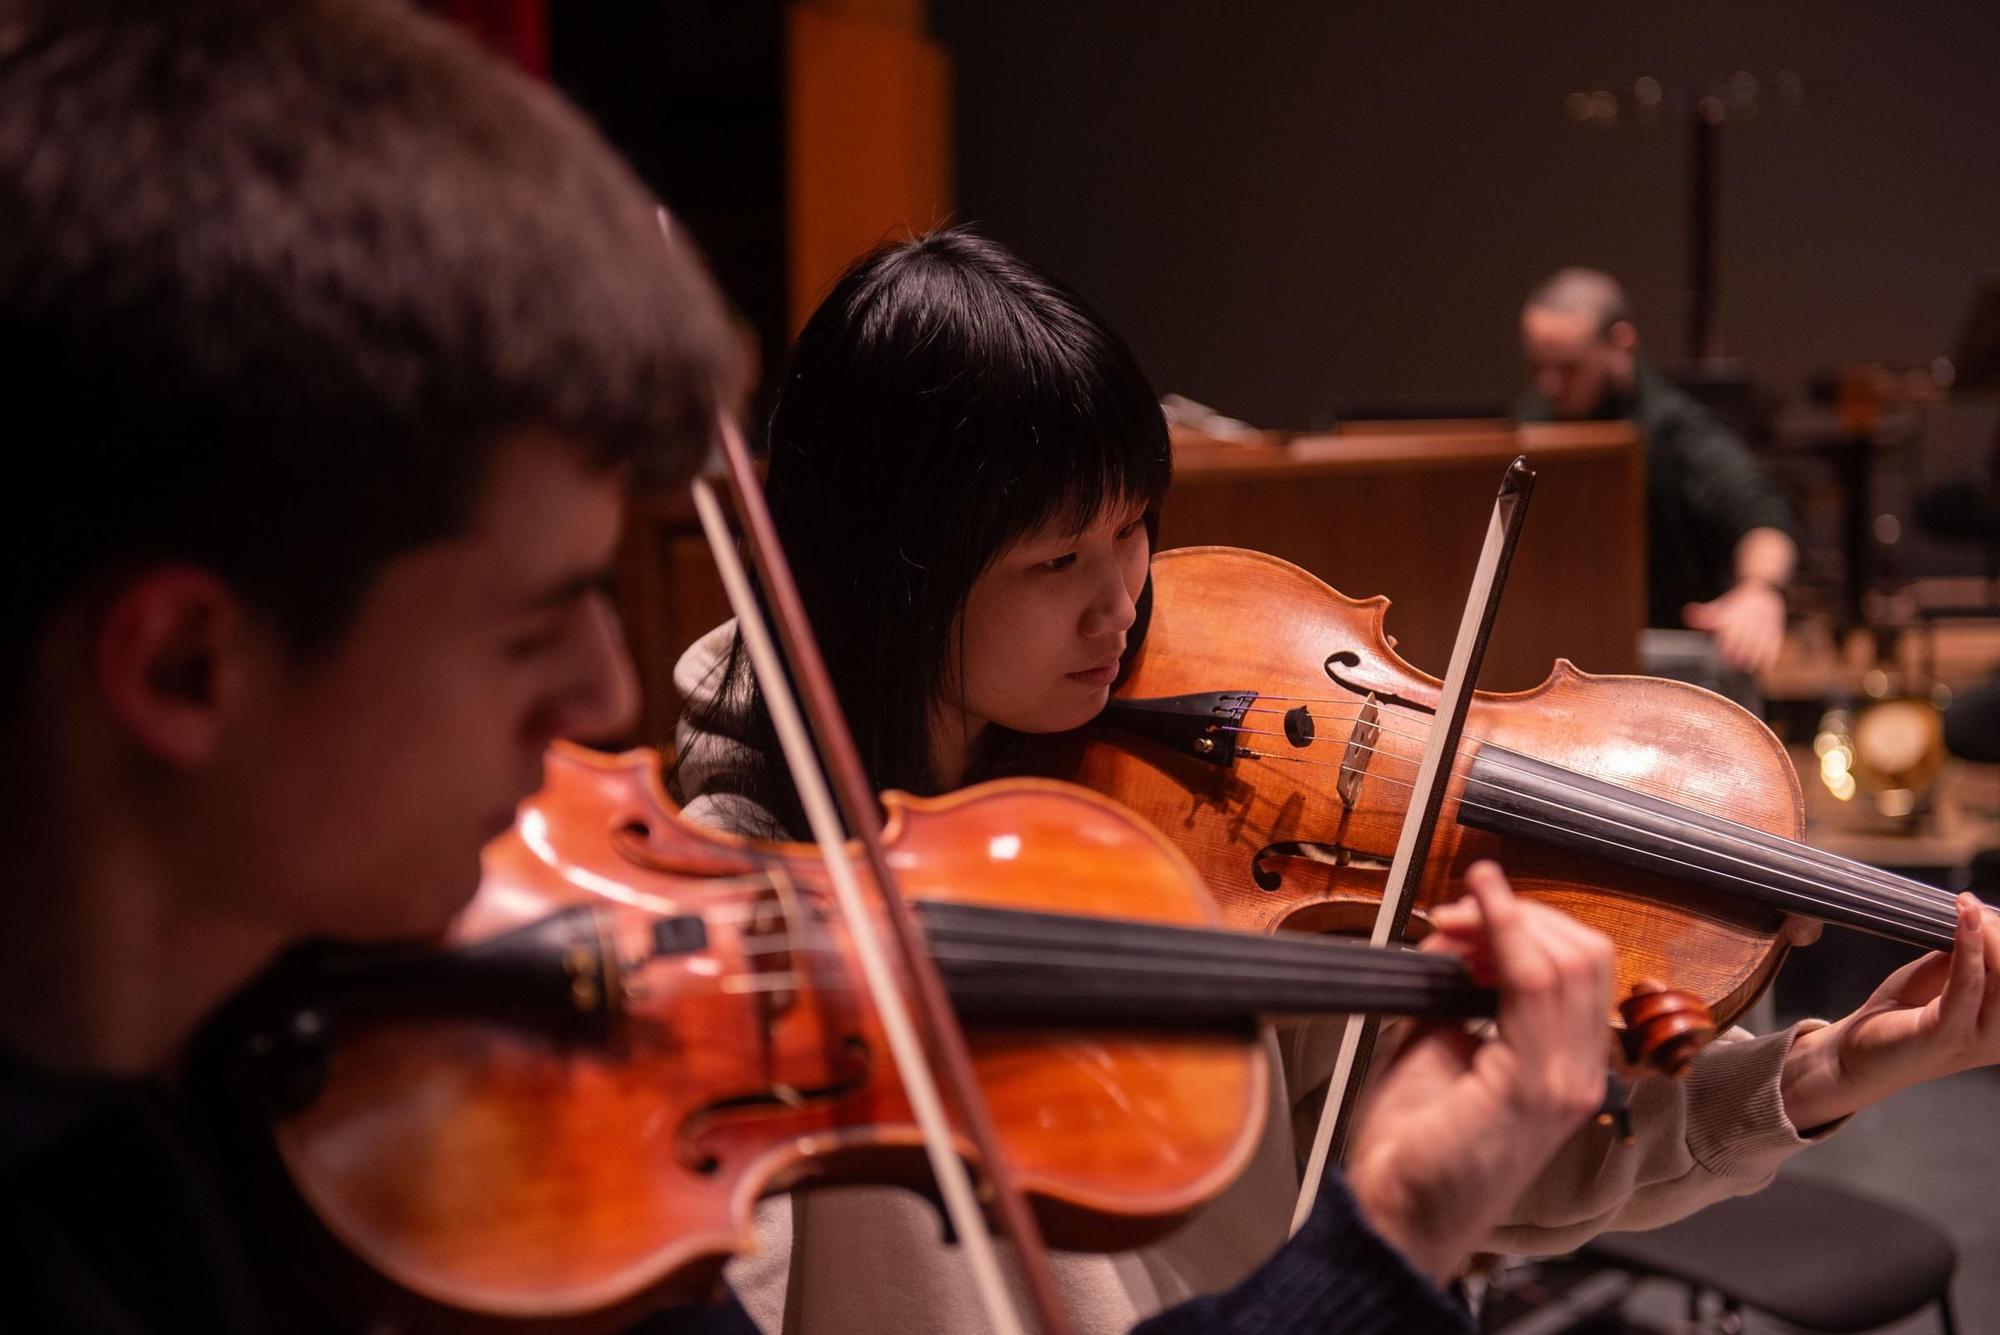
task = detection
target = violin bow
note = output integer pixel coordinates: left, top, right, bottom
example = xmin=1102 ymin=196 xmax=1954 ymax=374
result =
xmin=1291 ymin=456 xmax=1538 ymax=1233
xmin=687 ymin=421 xmax=1069 ymax=1335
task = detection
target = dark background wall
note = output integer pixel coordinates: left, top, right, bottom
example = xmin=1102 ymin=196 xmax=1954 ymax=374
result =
xmin=935 ymin=1 xmax=2000 ymax=429
xmin=551 ymin=3 xmax=789 ymax=393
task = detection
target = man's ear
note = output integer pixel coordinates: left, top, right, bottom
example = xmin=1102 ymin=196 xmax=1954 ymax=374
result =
xmin=95 ymin=566 xmax=259 ymax=768
xmin=1606 ymin=320 xmax=1640 ymax=354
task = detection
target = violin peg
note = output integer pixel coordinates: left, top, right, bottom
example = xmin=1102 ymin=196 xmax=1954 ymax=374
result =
xmin=1617 ymin=980 xmax=1716 ymax=1077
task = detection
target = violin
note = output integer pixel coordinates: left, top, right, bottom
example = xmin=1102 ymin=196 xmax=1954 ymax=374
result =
xmin=233 ymin=741 xmax=1642 ymax=1329
xmin=1024 ymin=545 xmax=1972 ymax=1033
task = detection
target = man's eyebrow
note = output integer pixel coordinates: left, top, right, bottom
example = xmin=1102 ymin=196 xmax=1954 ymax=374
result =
xmin=519 ymin=563 xmax=618 ymax=611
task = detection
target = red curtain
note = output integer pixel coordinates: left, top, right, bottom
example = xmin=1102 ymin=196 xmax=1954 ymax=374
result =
xmin=431 ymin=0 xmax=548 ymax=79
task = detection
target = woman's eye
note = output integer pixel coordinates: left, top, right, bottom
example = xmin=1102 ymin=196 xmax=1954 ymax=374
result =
xmin=1036 ymin=553 xmax=1079 ymax=573
xmin=1115 ymin=517 xmax=1144 ymax=540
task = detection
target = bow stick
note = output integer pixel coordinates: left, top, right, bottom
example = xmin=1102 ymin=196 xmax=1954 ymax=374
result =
xmin=1291 ymin=456 xmax=1538 ymax=1232
xmin=690 ymin=421 xmax=1070 ymax=1335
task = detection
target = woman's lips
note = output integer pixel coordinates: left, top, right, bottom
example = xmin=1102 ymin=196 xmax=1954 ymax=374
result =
xmin=1066 ymin=662 xmax=1121 ymax=687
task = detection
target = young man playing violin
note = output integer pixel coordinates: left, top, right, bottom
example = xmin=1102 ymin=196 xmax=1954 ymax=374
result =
xmin=0 ymin=3 xmax=1632 ymax=1333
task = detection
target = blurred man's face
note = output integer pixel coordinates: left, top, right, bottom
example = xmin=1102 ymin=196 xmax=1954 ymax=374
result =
xmin=1522 ymin=305 xmax=1628 ymax=419
xmin=197 ymin=430 xmax=640 ymax=941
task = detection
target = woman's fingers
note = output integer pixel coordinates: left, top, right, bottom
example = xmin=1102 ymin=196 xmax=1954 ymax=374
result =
xmin=1935 ymin=893 xmax=1989 ymax=1042
xmin=1463 ymin=862 xmax=1614 ymax=1123
xmin=1978 ymin=905 xmax=2000 ymax=1032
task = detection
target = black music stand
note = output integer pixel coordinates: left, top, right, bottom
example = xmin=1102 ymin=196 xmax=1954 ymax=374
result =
xmin=1914 ymin=278 xmax=2000 ymax=609
xmin=1949 ymin=277 xmax=2000 ymax=397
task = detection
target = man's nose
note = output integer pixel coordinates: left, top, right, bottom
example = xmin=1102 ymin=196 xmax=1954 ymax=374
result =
xmin=554 ymin=596 xmax=641 ymax=743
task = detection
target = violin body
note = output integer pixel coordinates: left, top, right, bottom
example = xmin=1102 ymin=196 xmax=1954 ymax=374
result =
xmin=1029 ymin=546 xmax=1808 ymax=1032
xmin=262 ymin=744 xmax=1268 ymax=1325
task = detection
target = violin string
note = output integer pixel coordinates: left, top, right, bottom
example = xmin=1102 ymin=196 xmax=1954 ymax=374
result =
xmin=1224 ymin=726 xmax=1955 ymax=925
xmin=1261 ymin=731 xmax=1959 ymax=924
xmin=713 ymin=969 xmax=1477 ymax=1011
xmin=633 ymin=765 xmax=1954 ymax=974
xmin=699 ymin=814 xmax=1949 ymax=970
xmin=1468 ymin=744 xmax=1964 ymax=911
xmin=1237 ymin=694 xmax=1971 ymax=907
xmin=666 ymin=747 xmax=1955 ymax=955
xmin=1241 ymin=703 xmax=1788 ymax=819
xmin=1215 ymin=717 xmax=1959 ymax=917
xmin=717 ymin=944 xmax=1477 ymax=997
xmin=1247 ymin=679 xmax=1901 ymax=878
xmin=1454 ymin=741 xmax=1951 ymax=917
xmin=1228 ymin=747 xmax=1957 ymax=940
xmin=633 ymin=849 xmax=1949 ymax=1000
xmin=711 ymin=826 xmax=1950 ymax=966
xmin=724 ymin=915 xmax=1461 ymax=986
xmin=1262 ymin=749 xmax=1956 ymax=942
xmin=729 ymin=927 xmax=1464 ymax=979
xmin=1237 ymin=702 xmax=1832 ymax=837
xmin=714 ymin=899 xmax=1480 ymax=992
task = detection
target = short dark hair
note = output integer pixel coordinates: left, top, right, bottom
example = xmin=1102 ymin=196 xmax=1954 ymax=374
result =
xmin=0 ymin=0 xmax=738 ymax=704
xmin=674 ymin=227 xmax=1170 ymax=835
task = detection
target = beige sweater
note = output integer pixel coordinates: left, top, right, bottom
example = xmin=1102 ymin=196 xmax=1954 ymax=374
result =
xmin=673 ymin=624 xmax=1840 ymax=1333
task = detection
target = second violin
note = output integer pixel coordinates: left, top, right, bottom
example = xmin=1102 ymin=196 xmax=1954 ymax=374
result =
xmin=1026 ymin=545 xmax=1972 ymax=1033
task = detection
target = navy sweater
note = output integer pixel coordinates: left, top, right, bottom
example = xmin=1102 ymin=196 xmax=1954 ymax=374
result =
xmin=0 ymin=1050 xmax=1468 ymax=1335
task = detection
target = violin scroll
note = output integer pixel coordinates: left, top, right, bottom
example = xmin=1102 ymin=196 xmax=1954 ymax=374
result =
xmin=1616 ymin=979 xmax=1716 ymax=1077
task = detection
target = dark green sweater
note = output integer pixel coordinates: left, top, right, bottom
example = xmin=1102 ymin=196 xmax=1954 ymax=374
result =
xmin=1519 ymin=361 xmax=1796 ymax=628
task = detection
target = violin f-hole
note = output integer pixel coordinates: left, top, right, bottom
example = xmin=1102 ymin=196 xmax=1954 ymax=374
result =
xmin=675 ymin=1034 xmax=874 ymax=1174
xmin=1249 ymin=838 xmax=1391 ymax=891
xmin=1325 ymin=651 xmax=1440 ymax=717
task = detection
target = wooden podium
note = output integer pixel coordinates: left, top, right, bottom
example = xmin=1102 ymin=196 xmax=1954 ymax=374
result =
xmin=1162 ymin=419 xmax=1645 ymax=692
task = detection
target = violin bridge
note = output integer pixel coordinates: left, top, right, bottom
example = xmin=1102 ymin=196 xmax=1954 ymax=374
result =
xmin=1336 ymin=695 xmax=1381 ymax=808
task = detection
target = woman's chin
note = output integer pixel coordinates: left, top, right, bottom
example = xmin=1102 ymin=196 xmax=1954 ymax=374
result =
xmin=1010 ymin=691 xmax=1112 ymax=736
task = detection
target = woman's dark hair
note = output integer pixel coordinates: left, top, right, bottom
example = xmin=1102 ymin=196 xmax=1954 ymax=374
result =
xmin=674 ymin=228 xmax=1170 ymax=836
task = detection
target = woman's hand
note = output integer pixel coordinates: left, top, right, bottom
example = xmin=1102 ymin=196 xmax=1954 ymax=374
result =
xmin=1344 ymin=862 xmax=1614 ymax=1284
xmin=1782 ymin=893 xmax=2000 ymax=1131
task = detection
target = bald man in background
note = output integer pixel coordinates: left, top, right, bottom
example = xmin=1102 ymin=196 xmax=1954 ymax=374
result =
xmin=1516 ymin=268 xmax=1798 ymax=674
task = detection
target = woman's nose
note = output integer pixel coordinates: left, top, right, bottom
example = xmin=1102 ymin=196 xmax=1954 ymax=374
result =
xmin=1079 ymin=561 xmax=1138 ymax=639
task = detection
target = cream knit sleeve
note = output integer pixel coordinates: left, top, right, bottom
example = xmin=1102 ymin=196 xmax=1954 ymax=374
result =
xmin=1277 ymin=1017 xmax=1848 ymax=1259
xmin=1486 ymin=1020 xmax=1847 ymax=1254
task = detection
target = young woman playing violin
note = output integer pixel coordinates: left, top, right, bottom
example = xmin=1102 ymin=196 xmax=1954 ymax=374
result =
xmin=672 ymin=228 xmax=2000 ymax=1330
xmin=675 ymin=230 xmax=1630 ymax=1331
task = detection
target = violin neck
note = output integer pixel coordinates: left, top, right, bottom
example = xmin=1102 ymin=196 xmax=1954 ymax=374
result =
xmin=913 ymin=901 xmax=1494 ymax=1029
xmin=1461 ymin=746 xmax=1961 ymax=952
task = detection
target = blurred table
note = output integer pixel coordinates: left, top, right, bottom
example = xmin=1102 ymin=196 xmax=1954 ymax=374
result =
xmin=1767 ymin=402 xmax=1926 ymax=634
xmin=1796 ymin=740 xmax=2000 ymax=878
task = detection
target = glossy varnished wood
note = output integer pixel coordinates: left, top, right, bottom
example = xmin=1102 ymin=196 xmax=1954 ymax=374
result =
xmin=271 ymin=745 xmax=1263 ymax=1325
xmin=1034 ymin=547 xmax=1805 ymax=1033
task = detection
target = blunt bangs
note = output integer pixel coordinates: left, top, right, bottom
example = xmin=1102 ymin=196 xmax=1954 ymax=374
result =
xmin=841 ymin=231 xmax=1170 ymax=572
